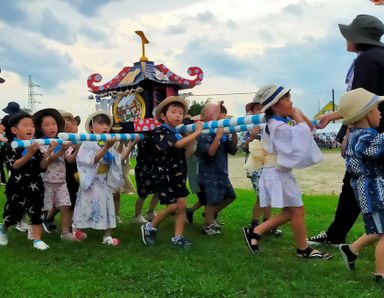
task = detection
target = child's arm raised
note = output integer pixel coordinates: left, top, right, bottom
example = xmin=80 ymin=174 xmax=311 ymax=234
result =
xmin=208 ymin=127 xmax=224 ymax=157
xmin=65 ymin=144 xmax=80 ymax=163
xmin=94 ymin=138 xmax=116 ymax=164
xmin=174 ymin=122 xmax=204 ymax=149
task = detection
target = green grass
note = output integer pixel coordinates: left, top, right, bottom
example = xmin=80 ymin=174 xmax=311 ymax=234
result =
xmin=0 ymin=186 xmax=382 ymax=297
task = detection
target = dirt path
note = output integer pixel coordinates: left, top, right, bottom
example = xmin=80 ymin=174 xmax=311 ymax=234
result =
xmin=229 ymin=151 xmax=345 ymax=195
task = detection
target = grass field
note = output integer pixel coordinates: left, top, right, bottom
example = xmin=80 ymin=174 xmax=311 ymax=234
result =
xmin=0 ymin=185 xmax=383 ymax=297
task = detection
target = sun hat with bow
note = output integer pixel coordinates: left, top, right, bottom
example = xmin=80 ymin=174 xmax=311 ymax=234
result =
xmin=254 ymin=84 xmax=291 ymax=112
xmin=338 ymin=88 xmax=384 ymax=125
xmin=338 ymin=14 xmax=384 ymax=47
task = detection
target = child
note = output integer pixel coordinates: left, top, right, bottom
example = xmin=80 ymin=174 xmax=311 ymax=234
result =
xmin=244 ymin=98 xmax=282 ymax=236
xmin=196 ymin=101 xmax=237 ymax=235
xmin=336 ymin=88 xmax=384 ymax=282
xmin=0 ymin=112 xmax=51 ymax=250
xmin=132 ymin=132 xmax=159 ymax=224
xmin=72 ymin=111 xmax=124 ymax=245
xmin=140 ymin=96 xmax=203 ymax=247
xmin=242 ymin=84 xmax=331 ymax=259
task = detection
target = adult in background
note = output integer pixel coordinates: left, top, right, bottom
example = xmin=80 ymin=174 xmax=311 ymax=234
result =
xmin=308 ymin=14 xmax=384 ymax=245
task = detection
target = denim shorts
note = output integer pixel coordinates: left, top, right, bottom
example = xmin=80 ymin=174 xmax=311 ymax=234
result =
xmin=200 ymin=177 xmax=236 ymax=206
xmin=363 ymin=211 xmax=384 ymax=234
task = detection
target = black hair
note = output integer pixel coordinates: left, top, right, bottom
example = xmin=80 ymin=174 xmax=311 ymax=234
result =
xmin=220 ymin=104 xmax=227 ymax=114
xmin=355 ymin=43 xmax=375 ymax=52
xmin=8 ymin=112 xmax=32 ymax=129
xmin=92 ymin=114 xmax=111 ymax=126
xmin=264 ymin=107 xmax=274 ymax=135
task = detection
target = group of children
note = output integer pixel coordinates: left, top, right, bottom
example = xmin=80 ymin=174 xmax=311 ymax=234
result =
xmin=0 ymin=84 xmax=383 ymax=282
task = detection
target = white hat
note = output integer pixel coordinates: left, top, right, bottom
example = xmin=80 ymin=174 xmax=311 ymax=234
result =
xmin=254 ymin=84 xmax=291 ymax=112
xmin=85 ymin=111 xmax=113 ymax=133
xmin=338 ymin=88 xmax=384 ymax=125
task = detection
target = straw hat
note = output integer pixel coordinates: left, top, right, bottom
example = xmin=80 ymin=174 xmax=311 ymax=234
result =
xmin=254 ymin=84 xmax=291 ymax=112
xmin=338 ymin=14 xmax=384 ymax=47
xmin=155 ymin=96 xmax=188 ymax=122
xmin=338 ymin=88 xmax=384 ymax=125
xmin=200 ymin=101 xmax=224 ymax=122
xmin=33 ymin=108 xmax=65 ymax=138
xmin=84 ymin=111 xmax=113 ymax=133
xmin=59 ymin=109 xmax=74 ymax=121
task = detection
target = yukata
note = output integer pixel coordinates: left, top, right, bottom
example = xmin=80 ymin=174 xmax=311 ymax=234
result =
xmin=135 ymin=134 xmax=156 ymax=198
xmin=3 ymin=144 xmax=45 ymax=226
xmin=259 ymin=117 xmax=322 ymax=208
xmin=244 ymin=129 xmax=263 ymax=193
xmin=196 ymin=133 xmax=237 ymax=206
xmin=345 ymin=128 xmax=384 ymax=234
xmin=40 ymin=144 xmax=71 ymax=210
xmin=73 ymin=142 xmax=124 ymax=230
xmin=152 ymin=125 xmax=189 ymax=205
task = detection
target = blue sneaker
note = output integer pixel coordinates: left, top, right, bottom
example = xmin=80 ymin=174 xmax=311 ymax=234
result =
xmin=0 ymin=224 xmax=8 ymax=246
xmin=141 ymin=223 xmax=156 ymax=245
xmin=172 ymin=235 xmax=192 ymax=247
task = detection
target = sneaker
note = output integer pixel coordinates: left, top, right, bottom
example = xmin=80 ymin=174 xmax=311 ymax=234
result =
xmin=339 ymin=244 xmax=358 ymax=271
xmin=141 ymin=223 xmax=157 ymax=245
xmin=307 ymin=231 xmax=342 ymax=245
xmin=42 ymin=220 xmax=54 ymax=234
xmin=144 ymin=211 xmax=157 ymax=222
xmin=33 ymin=240 xmax=49 ymax=250
xmin=27 ymin=226 xmax=35 ymax=240
xmin=16 ymin=220 xmax=29 ymax=232
xmin=213 ymin=219 xmax=222 ymax=229
xmin=186 ymin=208 xmax=194 ymax=224
xmin=172 ymin=235 xmax=192 ymax=247
xmin=270 ymin=228 xmax=283 ymax=237
xmin=102 ymin=236 xmax=120 ymax=246
xmin=202 ymin=224 xmax=221 ymax=235
xmin=60 ymin=232 xmax=76 ymax=242
xmin=73 ymin=229 xmax=87 ymax=241
xmin=0 ymin=224 xmax=8 ymax=246
xmin=133 ymin=214 xmax=149 ymax=224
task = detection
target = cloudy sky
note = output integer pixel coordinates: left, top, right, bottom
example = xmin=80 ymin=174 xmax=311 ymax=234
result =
xmin=0 ymin=0 xmax=383 ymax=131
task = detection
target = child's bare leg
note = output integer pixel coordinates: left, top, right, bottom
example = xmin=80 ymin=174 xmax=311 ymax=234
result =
xmin=350 ymin=233 xmax=380 ymax=254
xmin=252 ymin=196 xmax=262 ymax=221
xmin=289 ymin=206 xmax=307 ymax=250
xmin=375 ymin=235 xmax=384 ymax=274
xmin=148 ymin=194 xmax=159 ymax=213
xmin=215 ymin=198 xmax=234 ymax=214
xmin=262 ymin=206 xmax=272 ymax=220
xmin=58 ymin=206 xmax=72 ymax=233
xmin=31 ymin=224 xmax=43 ymax=240
xmin=151 ymin=203 xmax=177 ymax=228
xmin=135 ymin=197 xmax=145 ymax=216
xmin=113 ymin=192 xmax=120 ymax=216
xmin=204 ymin=205 xmax=216 ymax=225
xmin=104 ymin=229 xmax=112 ymax=237
xmin=174 ymin=198 xmax=187 ymax=237
xmin=254 ymin=209 xmax=290 ymax=235
xmin=191 ymin=201 xmax=202 ymax=211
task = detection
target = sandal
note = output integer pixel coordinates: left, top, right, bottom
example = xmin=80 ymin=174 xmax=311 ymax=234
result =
xmin=242 ymin=227 xmax=260 ymax=255
xmin=296 ymin=247 xmax=333 ymax=259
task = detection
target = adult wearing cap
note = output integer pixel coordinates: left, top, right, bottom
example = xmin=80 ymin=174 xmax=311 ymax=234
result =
xmin=308 ymin=14 xmax=384 ymax=245
xmin=1 ymin=101 xmax=22 ymax=142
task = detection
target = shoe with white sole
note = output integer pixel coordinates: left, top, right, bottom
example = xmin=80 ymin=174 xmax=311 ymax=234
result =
xmin=133 ymin=215 xmax=148 ymax=224
xmin=144 ymin=211 xmax=157 ymax=222
xmin=102 ymin=236 xmax=120 ymax=246
xmin=33 ymin=240 xmax=49 ymax=250
xmin=27 ymin=226 xmax=34 ymax=240
xmin=16 ymin=220 xmax=29 ymax=232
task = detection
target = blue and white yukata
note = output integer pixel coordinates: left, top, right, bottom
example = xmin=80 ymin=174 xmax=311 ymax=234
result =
xmin=345 ymin=128 xmax=384 ymax=234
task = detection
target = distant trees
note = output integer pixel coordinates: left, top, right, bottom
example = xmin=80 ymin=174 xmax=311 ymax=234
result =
xmin=188 ymin=98 xmax=210 ymax=117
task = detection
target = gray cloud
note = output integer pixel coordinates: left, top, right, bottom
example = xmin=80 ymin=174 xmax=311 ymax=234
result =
xmin=196 ymin=10 xmax=216 ymax=23
xmin=166 ymin=25 xmax=186 ymax=35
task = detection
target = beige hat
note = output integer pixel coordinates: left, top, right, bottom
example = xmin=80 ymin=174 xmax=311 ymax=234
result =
xmin=85 ymin=111 xmax=113 ymax=133
xmin=338 ymin=88 xmax=384 ymax=125
xmin=254 ymin=84 xmax=291 ymax=112
xmin=59 ymin=109 xmax=74 ymax=120
xmin=245 ymin=98 xmax=263 ymax=113
xmin=155 ymin=96 xmax=188 ymax=122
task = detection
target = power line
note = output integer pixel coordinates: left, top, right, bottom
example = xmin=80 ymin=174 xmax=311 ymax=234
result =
xmin=182 ymin=89 xmax=345 ymax=97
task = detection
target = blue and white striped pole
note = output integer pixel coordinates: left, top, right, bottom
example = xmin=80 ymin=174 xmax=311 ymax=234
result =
xmin=201 ymin=124 xmax=264 ymax=134
xmin=11 ymin=138 xmax=76 ymax=149
xmin=58 ymin=133 xmax=144 ymax=142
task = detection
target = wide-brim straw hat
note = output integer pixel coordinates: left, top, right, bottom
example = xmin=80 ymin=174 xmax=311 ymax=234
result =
xmin=33 ymin=108 xmax=65 ymax=137
xmin=155 ymin=96 xmax=188 ymax=122
xmin=338 ymin=88 xmax=384 ymax=125
xmin=85 ymin=111 xmax=113 ymax=133
xmin=254 ymin=84 xmax=291 ymax=112
xmin=59 ymin=109 xmax=74 ymax=121
xmin=338 ymin=14 xmax=384 ymax=47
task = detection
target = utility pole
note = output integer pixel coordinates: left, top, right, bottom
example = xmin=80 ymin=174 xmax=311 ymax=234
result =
xmin=27 ymin=75 xmax=42 ymax=113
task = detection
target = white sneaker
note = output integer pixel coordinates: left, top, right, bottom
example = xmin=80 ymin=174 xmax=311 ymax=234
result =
xmin=16 ymin=221 xmax=29 ymax=232
xmin=0 ymin=224 xmax=8 ymax=246
xmin=27 ymin=226 xmax=34 ymax=240
xmin=144 ymin=211 xmax=157 ymax=222
xmin=102 ymin=236 xmax=120 ymax=246
xmin=33 ymin=240 xmax=49 ymax=250
xmin=133 ymin=215 xmax=148 ymax=224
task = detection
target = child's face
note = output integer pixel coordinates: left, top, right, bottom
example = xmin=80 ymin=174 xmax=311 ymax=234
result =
xmin=64 ymin=118 xmax=73 ymax=133
xmin=251 ymin=104 xmax=263 ymax=115
xmin=367 ymin=106 xmax=381 ymax=128
xmin=11 ymin=117 xmax=35 ymax=140
xmin=272 ymin=93 xmax=293 ymax=117
xmin=346 ymin=40 xmax=357 ymax=53
xmin=91 ymin=120 xmax=111 ymax=134
xmin=161 ymin=104 xmax=184 ymax=128
xmin=71 ymin=120 xmax=79 ymax=133
xmin=41 ymin=115 xmax=58 ymax=138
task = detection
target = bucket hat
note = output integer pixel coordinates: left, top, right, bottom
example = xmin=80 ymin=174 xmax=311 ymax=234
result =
xmin=338 ymin=14 xmax=384 ymax=47
xmin=3 ymin=101 xmax=21 ymax=114
xmin=338 ymin=88 xmax=384 ymax=125
xmin=85 ymin=111 xmax=113 ymax=133
xmin=254 ymin=84 xmax=291 ymax=112
xmin=155 ymin=96 xmax=188 ymax=122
